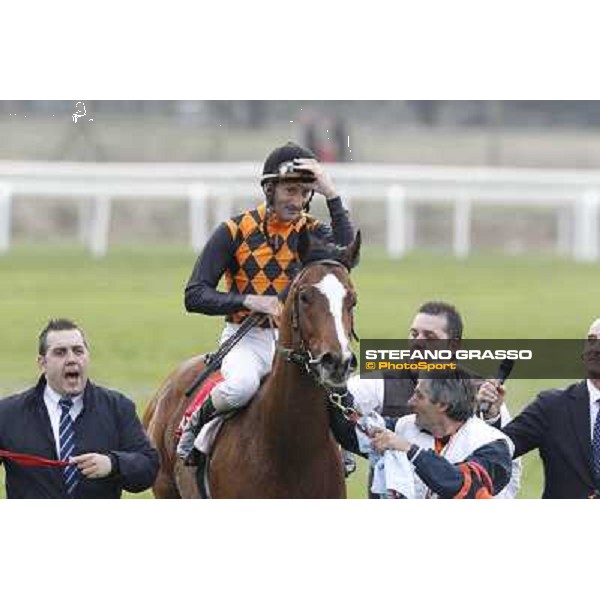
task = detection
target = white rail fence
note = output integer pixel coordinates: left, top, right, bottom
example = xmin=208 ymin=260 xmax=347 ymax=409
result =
xmin=0 ymin=161 xmax=599 ymax=261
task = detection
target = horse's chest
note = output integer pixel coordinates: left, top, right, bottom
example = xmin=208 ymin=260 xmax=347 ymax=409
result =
xmin=210 ymin=437 xmax=344 ymax=498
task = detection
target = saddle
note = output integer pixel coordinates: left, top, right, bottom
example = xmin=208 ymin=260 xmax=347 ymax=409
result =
xmin=175 ymin=371 xmax=224 ymax=440
xmin=183 ymin=373 xmax=271 ymax=499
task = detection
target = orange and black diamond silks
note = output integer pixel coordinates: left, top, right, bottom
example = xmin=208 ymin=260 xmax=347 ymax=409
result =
xmin=224 ymin=203 xmax=321 ymax=324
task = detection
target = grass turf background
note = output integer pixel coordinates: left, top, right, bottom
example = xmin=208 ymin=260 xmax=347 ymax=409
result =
xmin=1 ymin=243 xmax=594 ymax=499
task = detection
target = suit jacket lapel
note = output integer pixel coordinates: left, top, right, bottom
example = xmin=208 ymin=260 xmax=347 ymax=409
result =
xmin=567 ymin=381 xmax=594 ymax=488
xmin=26 ymin=376 xmax=59 ymax=458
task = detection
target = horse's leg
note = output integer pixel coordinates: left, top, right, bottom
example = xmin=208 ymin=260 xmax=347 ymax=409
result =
xmin=144 ymin=356 xmax=207 ymax=499
xmin=174 ymin=460 xmax=202 ymax=499
xmin=142 ymin=377 xmax=179 ymax=498
xmin=153 ymin=467 xmax=181 ymax=498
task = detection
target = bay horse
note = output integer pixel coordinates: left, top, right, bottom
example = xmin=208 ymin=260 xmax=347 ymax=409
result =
xmin=143 ymin=232 xmax=361 ymax=498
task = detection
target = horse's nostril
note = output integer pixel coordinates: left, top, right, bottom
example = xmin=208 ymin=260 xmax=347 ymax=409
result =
xmin=320 ymin=352 xmax=335 ymax=368
xmin=319 ymin=352 xmax=356 ymax=380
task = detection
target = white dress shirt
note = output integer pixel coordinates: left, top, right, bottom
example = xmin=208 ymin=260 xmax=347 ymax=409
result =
xmin=43 ymin=385 xmax=84 ymax=456
xmin=587 ymin=379 xmax=600 ymax=440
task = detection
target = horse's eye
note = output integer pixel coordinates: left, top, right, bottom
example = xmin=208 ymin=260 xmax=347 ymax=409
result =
xmin=299 ymin=290 xmax=311 ymax=304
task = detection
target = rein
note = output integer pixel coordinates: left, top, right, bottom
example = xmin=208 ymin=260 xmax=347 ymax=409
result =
xmin=276 ymin=259 xmax=364 ymax=430
xmin=0 ymin=449 xmax=69 ymax=468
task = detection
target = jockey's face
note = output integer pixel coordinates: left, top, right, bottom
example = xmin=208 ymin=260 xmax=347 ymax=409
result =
xmin=272 ymin=180 xmax=314 ymax=222
xmin=38 ymin=329 xmax=90 ymax=397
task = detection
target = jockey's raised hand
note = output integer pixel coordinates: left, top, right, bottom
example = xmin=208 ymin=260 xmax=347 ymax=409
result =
xmin=292 ymin=158 xmax=338 ymax=200
xmin=243 ymin=294 xmax=282 ymax=318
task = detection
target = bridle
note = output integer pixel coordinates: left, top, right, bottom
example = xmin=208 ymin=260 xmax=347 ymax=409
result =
xmin=276 ymin=259 xmax=359 ymax=409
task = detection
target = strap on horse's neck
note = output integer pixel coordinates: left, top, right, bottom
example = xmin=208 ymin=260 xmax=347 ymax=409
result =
xmin=276 ymin=258 xmax=361 ymax=420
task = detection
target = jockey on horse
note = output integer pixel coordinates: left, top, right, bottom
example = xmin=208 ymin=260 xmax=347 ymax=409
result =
xmin=177 ymin=141 xmax=356 ymax=465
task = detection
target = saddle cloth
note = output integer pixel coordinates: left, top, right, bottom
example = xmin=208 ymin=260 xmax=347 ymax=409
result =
xmin=175 ymin=371 xmax=224 ymax=440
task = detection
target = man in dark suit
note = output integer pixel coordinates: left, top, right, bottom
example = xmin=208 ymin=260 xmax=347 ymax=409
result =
xmin=0 ymin=318 xmax=159 ymax=499
xmin=481 ymin=318 xmax=600 ymax=498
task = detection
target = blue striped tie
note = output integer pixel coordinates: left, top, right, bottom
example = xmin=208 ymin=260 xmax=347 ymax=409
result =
xmin=58 ymin=397 xmax=79 ymax=497
xmin=593 ymin=400 xmax=600 ymax=487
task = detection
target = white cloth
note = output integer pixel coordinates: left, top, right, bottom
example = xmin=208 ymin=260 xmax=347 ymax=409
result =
xmin=587 ymin=379 xmax=600 ymax=439
xmin=194 ymin=416 xmax=225 ymax=454
xmin=394 ymin=415 xmax=514 ymax=499
xmin=372 ymin=451 xmax=416 ymax=498
xmin=43 ymin=384 xmax=83 ymax=456
xmin=349 ymin=374 xmax=521 ymax=498
xmin=354 ymin=411 xmax=416 ymax=498
xmin=211 ymin=322 xmax=277 ymax=412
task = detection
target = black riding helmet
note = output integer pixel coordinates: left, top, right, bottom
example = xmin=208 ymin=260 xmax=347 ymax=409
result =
xmin=261 ymin=142 xmax=317 ymax=208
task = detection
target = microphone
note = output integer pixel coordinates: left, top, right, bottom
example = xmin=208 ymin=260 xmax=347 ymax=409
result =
xmin=497 ymin=358 xmax=515 ymax=385
xmin=479 ymin=358 xmax=515 ymax=416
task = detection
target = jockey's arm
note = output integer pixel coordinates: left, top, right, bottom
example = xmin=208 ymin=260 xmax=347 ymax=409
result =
xmin=310 ymin=196 xmax=355 ymax=247
xmin=184 ymin=223 xmax=248 ymax=316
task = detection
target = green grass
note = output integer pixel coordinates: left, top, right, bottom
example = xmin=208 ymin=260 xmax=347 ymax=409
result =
xmin=1 ymin=244 xmax=597 ymax=499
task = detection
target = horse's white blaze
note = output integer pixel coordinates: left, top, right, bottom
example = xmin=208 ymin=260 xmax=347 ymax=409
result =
xmin=314 ymin=273 xmax=351 ymax=358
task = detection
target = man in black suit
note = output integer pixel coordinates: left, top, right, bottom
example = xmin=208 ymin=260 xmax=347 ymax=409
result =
xmin=481 ymin=318 xmax=600 ymax=498
xmin=0 ymin=318 xmax=159 ymax=499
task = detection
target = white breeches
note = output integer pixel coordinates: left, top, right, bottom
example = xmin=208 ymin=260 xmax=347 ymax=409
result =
xmin=210 ymin=322 xmax=277 ymax=412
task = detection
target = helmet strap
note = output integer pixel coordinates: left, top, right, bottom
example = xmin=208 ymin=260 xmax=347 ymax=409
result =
xmin=262 ymin=181 xmax=276 ymax=207
xmin=303 ymin=189 xmax=315 ymax=212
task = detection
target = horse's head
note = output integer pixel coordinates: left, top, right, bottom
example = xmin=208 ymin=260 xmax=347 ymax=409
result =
xmin=280 ymin=231 xmax=361 ymax=388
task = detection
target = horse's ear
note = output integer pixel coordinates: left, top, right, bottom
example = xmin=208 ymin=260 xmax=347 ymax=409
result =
xmin=341 ymin=230 xmax=361 ymax=271
xmin=297 ymin=228 xmax=312 ymax=265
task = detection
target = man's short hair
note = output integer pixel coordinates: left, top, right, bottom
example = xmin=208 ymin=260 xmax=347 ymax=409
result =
xmin=418 ymin=301 xmax=463 ymax=340
xmin=38 ymin=318 xmax=87 ymax=356
xmin=420 ymin=372 xmax=475 ymax=422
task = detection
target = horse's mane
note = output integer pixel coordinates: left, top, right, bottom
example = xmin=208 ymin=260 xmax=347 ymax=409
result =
xmin=298 ymin=230 xmax=361 ymax=271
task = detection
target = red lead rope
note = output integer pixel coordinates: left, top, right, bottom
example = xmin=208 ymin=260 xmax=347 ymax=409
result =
xmin=0 ymin=449 xmax=69 ymax=468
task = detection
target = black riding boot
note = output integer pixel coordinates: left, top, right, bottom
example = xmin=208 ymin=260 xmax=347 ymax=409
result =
xmin=178 ymin=397 xmax=218 ymax=466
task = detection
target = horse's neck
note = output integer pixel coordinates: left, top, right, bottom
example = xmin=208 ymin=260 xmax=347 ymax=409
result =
xmin=260 ymin=343 xmax=331 ymax=461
